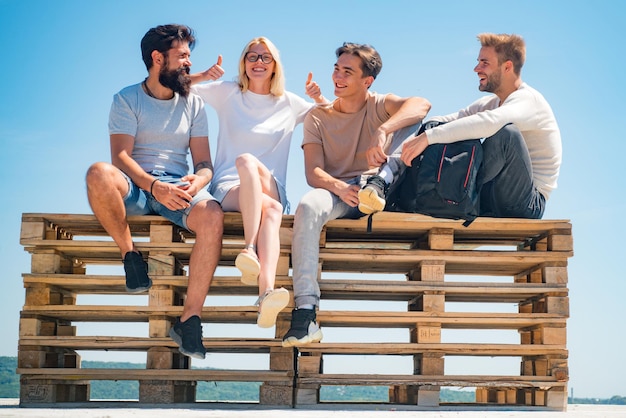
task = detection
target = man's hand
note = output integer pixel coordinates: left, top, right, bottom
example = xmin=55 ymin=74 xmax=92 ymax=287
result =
xmin=401 ymin=133 xmax=429 ymax=166
xmin=336 ymin=182 xmax=361 ymax=207
xmin=152 ymin=180 xmax=193 ymax=210
xmin=366 ymin=127 xmax=388 ymax=167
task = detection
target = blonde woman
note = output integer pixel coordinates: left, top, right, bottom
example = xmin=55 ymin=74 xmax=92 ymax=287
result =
xmin=191 ymin=37 xmax=325 ymax=328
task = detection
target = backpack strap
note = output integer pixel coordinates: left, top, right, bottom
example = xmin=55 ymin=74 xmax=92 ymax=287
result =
xmin=366 ymin=214 xmax=374 ymax=234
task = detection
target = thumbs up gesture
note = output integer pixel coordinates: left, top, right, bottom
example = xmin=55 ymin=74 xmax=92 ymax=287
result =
xmin=203 ymin=55 xmax=225 ymax=81
xmin=305 ymin=72 xmax=325 ymax=104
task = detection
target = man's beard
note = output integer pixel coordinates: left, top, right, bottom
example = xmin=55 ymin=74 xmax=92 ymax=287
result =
xmin=479 ymin=69 xmax=501 ymax=93
xmin=159 ymin=64 xmax=191 ymax=97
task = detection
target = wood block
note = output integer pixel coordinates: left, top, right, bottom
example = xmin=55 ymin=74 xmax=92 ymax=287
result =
xmin=275 ymin=314 xmax=291 ymax=338
xmin=150 ymin=224 xmax=175 ymax=243
xmin=417 ymin=356 xmax=444 ymax=375
xmin=411 ymin=261 xmax=445 ymax=282
xmin=542 ymin=327 xmax=567 ymax=345
xmin=149 ymin=288 xmax=175 ymax=307
xmin=298 ymin=355 xmax=321 ymax=374
xmin=20 ymin=318 xmax=41 ymax=337
xmin=475 ymin=387 xmax=487 ymax=403
xmin=20 ymin=220 xmax=46 ymax=241
xmin=414 ymin=325 xmax=441 ymax=344
xmin=529 ymin=269 xmax=543 ymax=284
xmin=139 ymin=380 xmax=196 ymax=403
xmin=24 ymin=286 xmax=51 ymax=306
xmin=149 ymin=319 xmax=171 ymax=339
xmin=506 ymin=388 xmax=517 ymax=404
xmin=546 ymin=387 xmax=568 ymax=410
xmin=546 ymin=296 xmax=569 ymax=316
xmin=543 ymin=266 xmax=568 ymax=284
xmin=40 ymin=322 xmax=56 ymax=337
xmin=534 ymin=389 xmax=546 ymax=406
xmin=260 ymin=382 xmax=294 ymax=405
xmin=279 ymin=226 xmax=293 ymax=247
xmin=31 ymin=252 xmax=61 ymax=274
xmin=421 ymin=293 xmax=444 ymax=312
xmin=18 ymin=350 xmax=46 ymax=368
xmin=277 ymin=254 xmax=290 ymax=276
xmin=389 ymin=385 xmax=417 ymax=404
xmin=416 ymin=386 xmax=440 ymax=406
xmin=496 ymin=389 xmax=506 ymax=404
xmin=63 ymin=352 xmax=80 ymax=368
xmin=523 ymin=389 xmax=533 ymax=405
xmin=522 ymin=359 xmax=548 ymax=376
xmin=548 ymin=233 xmax=573 ymax=252
xmin=148 ymin=252 xmax=177 ymax=276
xmin=428 ymin=228 xmax=454 ymax=250
xmin=269 ymin=347 xmax=295 ymax=371
xmin=147 ymin=347 xmax=173 ymax=369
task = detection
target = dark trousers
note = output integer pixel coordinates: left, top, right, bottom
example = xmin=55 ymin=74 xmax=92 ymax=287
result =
xmin=479 ymin=124 xmax=545 ymax=219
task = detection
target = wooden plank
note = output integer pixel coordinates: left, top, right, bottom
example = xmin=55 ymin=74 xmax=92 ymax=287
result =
xmin=297 ymin=373 xmax=566 ymax=388
xmin=17 ymin=368 xmax=292 ymax=382
xmin=20 ymin=306 xmax=567 ymax=329
xmin=295 ymin=342 xmax=566 ymax=357
xmin=21 ymin=239 xmax=571 ymax=275
xmin=22 ymin=274 xmax=568 ymax=302
xmin=18 ymin=337 xmax=566 ymax=357
xmin=18 ymin=336 xmax=283 ymax=352
xmin=319 ymin=249 xmax=570 ymax=275
xmin=21 ymin=213 xmax=571 ymax=249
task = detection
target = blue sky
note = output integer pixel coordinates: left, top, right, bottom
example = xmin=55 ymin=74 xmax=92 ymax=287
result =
xmin=1 ymin=0 xmax=624 ymax=399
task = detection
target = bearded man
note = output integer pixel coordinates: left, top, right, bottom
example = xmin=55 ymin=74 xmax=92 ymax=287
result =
xmin=86 ymin=24 xmax=223 ymax=360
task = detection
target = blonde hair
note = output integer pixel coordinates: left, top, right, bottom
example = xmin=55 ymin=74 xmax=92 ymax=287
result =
xmin=477 ymin=33 xmax=526 ymax=76
xmin=237 ymin=37 xmax=285 ymax=96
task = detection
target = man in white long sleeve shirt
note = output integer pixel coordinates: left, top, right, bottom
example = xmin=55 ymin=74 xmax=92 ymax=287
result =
xmin=358 ymin=33 xmax=561 ymax=219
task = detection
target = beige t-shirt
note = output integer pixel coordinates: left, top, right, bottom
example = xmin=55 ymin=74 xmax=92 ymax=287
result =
xmin=302 ymin=91 xmax=391 ymax=181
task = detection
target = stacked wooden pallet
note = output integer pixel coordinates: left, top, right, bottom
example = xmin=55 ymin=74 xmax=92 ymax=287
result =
xmin=17 ymin=212 xmax=572 ymax=410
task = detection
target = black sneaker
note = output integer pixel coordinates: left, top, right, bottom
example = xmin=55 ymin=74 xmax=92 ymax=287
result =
xmin=169 ymin=315 xmax=207 ymax=359
xmin=282 ymin=308 xmax=323 ymax=347
xmin=123 ymin=251 xmax=152 ymax=293
xmin=358 ymin=175 xmax=388 ymax=214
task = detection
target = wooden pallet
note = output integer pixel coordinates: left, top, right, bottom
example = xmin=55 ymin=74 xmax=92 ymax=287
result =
xmin=18 ymin=212 xmax=573 ymax=410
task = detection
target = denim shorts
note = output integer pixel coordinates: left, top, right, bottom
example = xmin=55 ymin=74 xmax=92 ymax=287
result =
xmin=209 ymin=177 xmax=290 ymax=214
xmin=121 ymin=170 xmax=217 ymax=231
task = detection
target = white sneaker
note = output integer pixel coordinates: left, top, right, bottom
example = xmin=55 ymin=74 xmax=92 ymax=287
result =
xmin=235 ymin=251 xmax=260 ymax=285
xmin=256 ymin=288 xmax=290 ymax=328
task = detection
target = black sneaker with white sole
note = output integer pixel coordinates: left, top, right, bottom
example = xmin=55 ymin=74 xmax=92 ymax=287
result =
xmin=169 ymin=315 xmax=207 ymax=359
xmin=282 ymin=308 xmax=323 ymax=347
xmin=123 ymin=251 xmax=152 ymax=293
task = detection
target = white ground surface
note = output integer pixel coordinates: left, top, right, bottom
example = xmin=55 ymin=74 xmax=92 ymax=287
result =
xmin=0 ymin=400 xmax=625 ymax=418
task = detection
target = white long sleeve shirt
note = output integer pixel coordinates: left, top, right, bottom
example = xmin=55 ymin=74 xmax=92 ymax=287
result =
xmin=426 ymin=83 xmax=561 ymax=199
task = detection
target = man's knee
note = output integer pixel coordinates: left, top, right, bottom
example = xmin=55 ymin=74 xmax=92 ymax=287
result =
xmin=295 ymin=190 xmax=327 ymax=220
xmin=86 ymin=162 xmax=125 ymax=195
xmin=189 ymin=200 xmax=224 ymax=234
xmin=485 ymin=124 xmax=523 ymax=144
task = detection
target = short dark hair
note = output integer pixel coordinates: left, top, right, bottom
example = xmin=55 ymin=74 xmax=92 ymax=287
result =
xmin=140 ymin=24 xmax=196 ymax=70
xmin=335 ymin=42 xmax=382 ymax=79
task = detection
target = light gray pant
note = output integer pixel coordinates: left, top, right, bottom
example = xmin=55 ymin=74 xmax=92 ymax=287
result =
xmin=291 ymin=123 xmax=420 ymax=307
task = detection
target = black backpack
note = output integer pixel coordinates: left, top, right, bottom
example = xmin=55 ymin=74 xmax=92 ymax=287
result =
xmin=386 ymin=121 xmax=483 ymax=226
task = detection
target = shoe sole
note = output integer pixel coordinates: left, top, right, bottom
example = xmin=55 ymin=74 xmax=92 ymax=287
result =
xmin=235 ymin=252 xmax=261 ymax=285
xmin=125 ymin=279 xmax=152 ymax=293
xmin=168 ymin=327 xmax=206 ymax=360
xmin=358 ymin=188 xmax=385 ymax=214
xmin=257 ymin=289 xmax=290 ymax=328
xmin=281 ymin=328 xmax=323 ymax=347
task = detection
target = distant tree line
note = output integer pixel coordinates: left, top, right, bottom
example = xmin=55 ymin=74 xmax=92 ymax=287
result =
xmin=1 ymin=357 xmax=623 ymax=404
